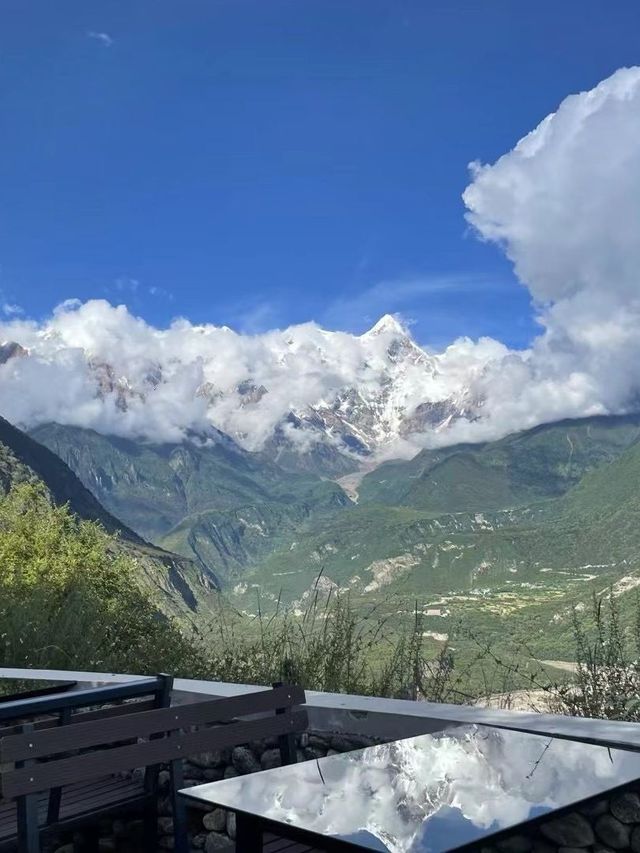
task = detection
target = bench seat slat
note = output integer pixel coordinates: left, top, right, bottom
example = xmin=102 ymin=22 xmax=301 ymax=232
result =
xmin=0 ymin=776 xmax=146 ymax=841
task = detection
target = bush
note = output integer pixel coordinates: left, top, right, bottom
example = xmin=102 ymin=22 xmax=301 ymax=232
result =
xmin=0 ymin=484 xmax=465 ymax=700
xmin=0 ymin=482 xmax=209 ymax=676
xmin=550 ymin=593 xmax=640 ymax=721
xmin=198 ymin=588 xmax=462 ymax=700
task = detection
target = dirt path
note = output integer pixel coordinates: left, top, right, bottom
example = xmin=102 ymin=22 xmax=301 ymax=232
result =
xmin=540 ymin=659 xmax=578 ymax=673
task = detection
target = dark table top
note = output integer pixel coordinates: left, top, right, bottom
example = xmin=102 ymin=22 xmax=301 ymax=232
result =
xmin=0 ymin=676 xmax=78 ymax=703
xmin=180 ymin=723 xmax=640 ymax=853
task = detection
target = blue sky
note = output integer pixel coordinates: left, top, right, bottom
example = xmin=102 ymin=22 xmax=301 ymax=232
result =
xmin=2 ymin=1 xmax=639 ymax=349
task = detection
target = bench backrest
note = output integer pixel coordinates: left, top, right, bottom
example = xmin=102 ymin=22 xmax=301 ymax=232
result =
xmin=0 ymin=675 xmax=171 ymax=735
xmin=0 ymin=683 xmax=307 ymax=798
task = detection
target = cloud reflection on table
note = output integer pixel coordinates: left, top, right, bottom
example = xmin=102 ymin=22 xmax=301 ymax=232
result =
xmin=181 ymin=724 xmax=640 ymax=852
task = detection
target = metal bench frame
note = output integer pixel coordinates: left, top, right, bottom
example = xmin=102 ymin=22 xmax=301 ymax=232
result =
xmin=0 ymin=676 xmax=307 ymax=853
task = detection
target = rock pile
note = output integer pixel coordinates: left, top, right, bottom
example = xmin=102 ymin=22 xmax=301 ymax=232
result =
xmin=485 ymin=789 xmax=640 ymax=853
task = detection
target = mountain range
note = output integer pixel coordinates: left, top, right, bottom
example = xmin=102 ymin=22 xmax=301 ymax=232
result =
xmin=0 ymin=315 xmax=484 ymax=477
xmin=3 ymin=311 xmax=640 ymax=641
xmin=25 ymin=411 xmax=640 ymax=622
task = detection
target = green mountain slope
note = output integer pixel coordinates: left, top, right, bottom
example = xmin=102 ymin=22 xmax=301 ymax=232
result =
xmin=237 ymin=417 xmax=640 ymax=610
xmin=29 ymin=414 xmax=640 ymax=621
xmin=0 ymin=417 xmax=220 ymax=619
xmin=358 ymin=414 xmax=640 ymax=511
xmin=30 ymin=423 xmax=350 ymax=583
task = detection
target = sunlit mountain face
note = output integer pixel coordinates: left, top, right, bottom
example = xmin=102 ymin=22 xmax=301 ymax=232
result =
xmin=0 ymin=304 xmax=495 ymax=475
xmin=182 ymin=724 xmax=640 ymax=853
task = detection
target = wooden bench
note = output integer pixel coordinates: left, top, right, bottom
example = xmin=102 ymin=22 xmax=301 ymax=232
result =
xmin=0 ymin=675 xmax=172 ymax=852
xmin=0 ymin=678 xmax=307 ymax=853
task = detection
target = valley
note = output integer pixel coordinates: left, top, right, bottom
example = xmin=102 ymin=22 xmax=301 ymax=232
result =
xmin=25 ymin=410 xmax=640 ymax=672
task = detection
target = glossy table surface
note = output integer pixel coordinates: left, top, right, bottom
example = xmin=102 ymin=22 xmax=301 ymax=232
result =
xmin=0 ymin=676 xmax=77 ymax=702
xmin=181 ymin=723 xmax=640 ymax=853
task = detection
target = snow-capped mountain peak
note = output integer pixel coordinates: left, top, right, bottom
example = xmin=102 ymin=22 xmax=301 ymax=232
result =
xmin=361 ymin=313 xmax=409 ymax=338
xmin=0 ymin=303 xmax=481 ymax=474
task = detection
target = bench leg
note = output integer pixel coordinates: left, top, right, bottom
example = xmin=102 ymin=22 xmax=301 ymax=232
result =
xmin=236 ymin=813 xmax=263 ymax=851
xmin=82 ymin=825 xmax=100 ymax=853
xmin=169 ymin=758 xmax=189 ymax=853
xmin=143 ymin=796 xmax=158 ymax=853
xmin=17 ymin=793 xmax=40 ymax=853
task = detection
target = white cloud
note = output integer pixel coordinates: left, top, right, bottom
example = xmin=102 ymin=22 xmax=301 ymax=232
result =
xmin=0 ymin=299 xmax=454 ymax=448
xmin=1 ymin=69 xmax=640 ymax=458
xmin=2 ymin=303 xmax=23 ymax=317
xmin=453 ymin=66 xmax=640 ymax=445
xmin=87 ymin=31 xmax=113 ymax=48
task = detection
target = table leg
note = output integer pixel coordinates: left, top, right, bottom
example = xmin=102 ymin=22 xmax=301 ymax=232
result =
xmin=235 ymin=813 xmax=263 ymax=851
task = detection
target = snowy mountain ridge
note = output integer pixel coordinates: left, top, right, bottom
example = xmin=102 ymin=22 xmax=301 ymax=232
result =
xmin=0 ymin=306 xmax=489 ymax=473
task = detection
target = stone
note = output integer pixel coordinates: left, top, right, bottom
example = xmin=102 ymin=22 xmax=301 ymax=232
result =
xmin=540 ymin=812 xmax=595 ymax=847
xmin=191 ymin=834 xmax=206 ymax=850
xmin=330 ymin=735 xmax=357 ymax=752
xmin=190 ymin=750 xmax=226 ymax=769
xmin=204 ymin=832 xmax=233 ymax=851
xmin=203 ymin=809 xmax=227 ymax=832
xmin=203 ymin=767 xmax=224 ymax=782
xmin=112 ymin=819 xmax=127 ymax=839
xmin=125 ymin=820 xmax=145 ymax=840
xmin=226 ymin=811 xmax=236 ymax=840
xmin=327 ymin=749 xmax=339 ymax=756
xmin=631 ymin=825 xmax=640 ymax=853
xmin=183 ymin=764 xmax=207 ymax=780
xmin=611 ymin=791 xmax=640 ymax=824
xmin=308 ymin=735 xmax=330 ymax=750
xmin=298 ymin=732 xmax=310 ymax=748
xmin=223 ymin=766 xmax=239 ymax=780
xmin=158 ymin=769 xmax=171 ymax=793
xmin=343 ymin=734 xmax=378 ymax=749
xmin=595 ymin=815 xmax=631 ymax=850
xmin=532 ymin=842 xmax=555 ymax=853
xmin=579 ymin=799 xmax=609 ymax=818
xmin=158 ymin=796 xmax=173 ymax=816
xmin=593 ymin=846 xmax=616 ymax=853
xmin=261 ymin=749 xmax=282 ymax=770
xmin=232 ymin=745 xmax=261 ymax=775
xmin=157 ymin=817 xmax=174 ymax=835
xmin=559 ymin=848 xmax=588 ymax=853
xmin=496 ymin=834 xmax=533 ymax=853
xmin=303 ymin=746 xmax=325 ymax=761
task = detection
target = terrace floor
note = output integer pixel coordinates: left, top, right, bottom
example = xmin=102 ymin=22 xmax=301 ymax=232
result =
xmin=1 ymin=667 xmax=640 ymax=853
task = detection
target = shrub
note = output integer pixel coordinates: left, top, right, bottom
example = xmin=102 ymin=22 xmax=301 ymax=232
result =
xmin=0 ymin=482 xmax=209 ymax=677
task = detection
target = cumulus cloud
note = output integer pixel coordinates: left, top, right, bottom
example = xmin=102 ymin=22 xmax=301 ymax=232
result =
xmin=446 ymin=65 xmax=640 ymax=445
xmin=1 ymin=68 xmax=639 ymax=459
xmin=1 ymin=303 xmax=23 ymax=317
xmin=0 ymin=300 xmax=469 ymax=449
